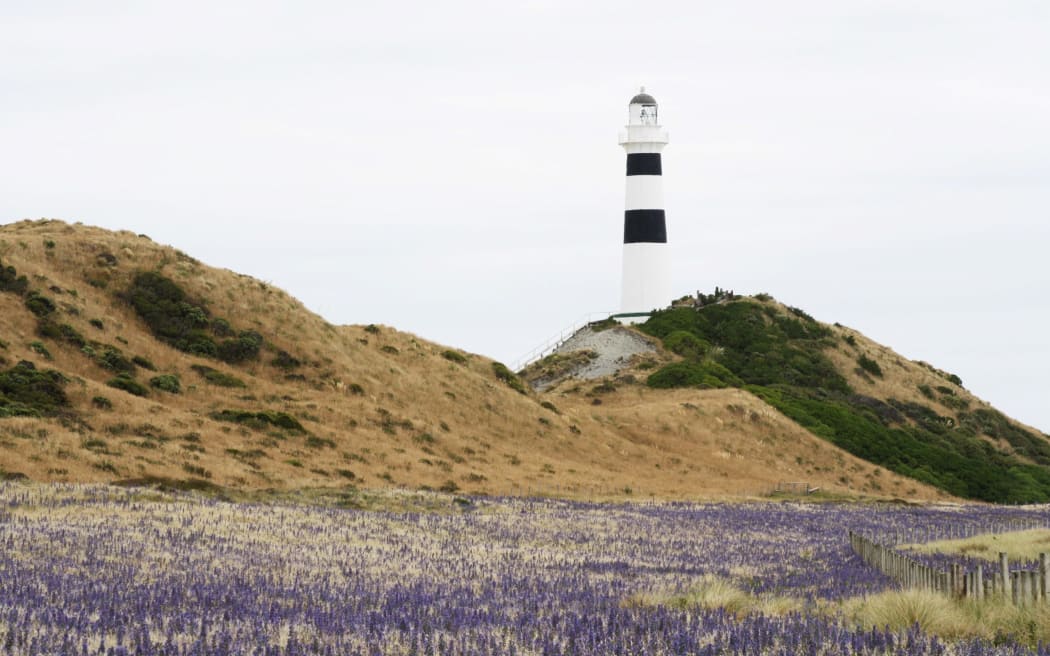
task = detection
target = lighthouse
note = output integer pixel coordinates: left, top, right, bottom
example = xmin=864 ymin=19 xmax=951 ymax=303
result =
xmin=618 ymin=87 xmax=671 ymax=320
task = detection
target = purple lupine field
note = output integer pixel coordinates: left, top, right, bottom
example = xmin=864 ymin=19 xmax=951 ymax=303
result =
xmin=3 ymin=483 xmax=1050 ymax=655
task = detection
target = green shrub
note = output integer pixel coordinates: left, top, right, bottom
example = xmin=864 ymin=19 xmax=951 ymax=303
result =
xmin=149 ymin=374 xmax=181 ymax=394
xmin=210 ymin=317 xmax=234 ymax=337
xmin=36 ymin=320 xmax=87 ymax=348
xmin=210 ymin=409 xmax=305 ymax=433
xmin=190 ymin=364 xmax=246 ymax=388
xmin=132 ymin=356 xmax=156 ymax=371
xmin=28 ymin=341 xmax=51 ymax=360
xmin=492 ymin=362 xmax=527 ymax=395
xmin=305 ymin=436 xmax=336 ymax=449
xmin=0 ymin=258 xmax=29 ymax=295
xmin=124 ymin=271 xmax=219 ymax=356
xmin=381 ymin=345 xmax=399 ymax=355
xmin=857 ymin=354 xmax=883 ymax=378
xmin=441 ymin=349 xmax=468 ymax=364
xmin=640 ymin=303 xmax=848 ymax=392
xmin=0 ymin=361 xmax=69 ymax=417
xmin=917 ymin=384 xmax=935 ymax=400
xmin=217 ymin=330 xmax=262 ymax=364
xmin=663 ymin=330 xmax=710 ymax=359
xmin=91 ymin=395 xmax=113 ymax=409
xmin=844 ymin=334 xmax=857 ymax=347
xmin=106 ymin=374 xmax=148 ymax=397
xmin=540 ymin=400 xmax=559 ymax=414
xmin=271 ymin=350 xmax=301 ymax=369
xmin=24 ymin=292 xmax=56 ymax=317
xmin=749 ymin=385 xmax=1050 ymax=503
xmin=647 ymin=361 xmax=743 ymax=389
xmin=96 ymin=345 xmax=135 ymax=373
xmin=589 ymin=318 xmax=619 ymax=332
xmin=347 ymin=383 xmax=365 ymax=396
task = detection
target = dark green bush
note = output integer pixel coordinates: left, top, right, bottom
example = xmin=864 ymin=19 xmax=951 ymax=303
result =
xmin=647 ymin=361 xmax=742 ymax=389
xmin=132 ymin=356 xmax=156 ymax=371
xmin=441 ymin=349 xmax=468 ymax=364
xmin=364 ymin=324 xmax=380 ymax=334
xmin=190 ymin=364 xmax=246 ymax=388
xmin=641 ymin=303 xmax=848 ymax=392
xmin=0 ymin=361 xmax=69 ymax=417
xmin=28 ymin=342 xmax=51 ymax=360
xmin=36 ymin=320 xmax=86 ymax=348
xmin=540 ymin=400 xmax=559 ymax=414
xmin=210 ymin=317 xmax=234 ymax=337
xmin=750 ymin=384 xmax=1050 ymax=503
xmin=857 ymin=354 xmax=883 ymax=378
xmin=124 ymin=272 xmax=218 ymax=355
xmin=917 ymin=384 xmax=935 ymax=399
xmin=217 ymin=330 xmax=262 ymax=364
xmin=492 ymin=362 xmax=527 ymax=395
xmin=210 ymin=409 xmax=305 ymax=433
xmin=271 ymin=350 xmax=302 ymax=369
xmin=149 ymin=374 xmax=181 ymax=394
xmin=662 ymin=330 xmax=710 ymax=359
xmin=305 ymin=436 xmax=336 ymax=449
xmin=96 ymin=345 xmax=136 ymax=373
xmin=843 ymin=334 xmax=857 ymax=347
xmin=92 ymin=395 xmax=113 ymax=409
xmin=0 ymin=258 xmax=29 ymax=295
xmin=24 ymin=292 xmax=56 ymax=317
xmin=106 ymin=374 xmax=148 ymax=397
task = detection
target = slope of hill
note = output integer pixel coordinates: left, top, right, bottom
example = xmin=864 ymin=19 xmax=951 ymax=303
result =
xmin=0 ymin=219 xmax=955 ymax=501
xmin=569 ymin=290 xmax=1049 ymax=503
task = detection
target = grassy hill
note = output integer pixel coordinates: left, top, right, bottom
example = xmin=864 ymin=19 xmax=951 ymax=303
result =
xmin=0 ymin=219 xmax=973 ymax=502
xmin=626 ymin=290 xmax=1050 ymax=503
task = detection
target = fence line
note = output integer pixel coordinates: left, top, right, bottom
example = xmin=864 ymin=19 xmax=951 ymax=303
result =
xmin=849 ymin=530 xmax=1050 ymax=605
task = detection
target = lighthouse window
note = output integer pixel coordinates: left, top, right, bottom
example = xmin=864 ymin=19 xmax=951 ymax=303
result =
xmin=639 ymin=106 xmax=656 ymax=125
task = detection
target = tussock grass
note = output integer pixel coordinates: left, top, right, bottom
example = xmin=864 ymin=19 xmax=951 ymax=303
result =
xmin=628 ymin=576 xmax=1050 ymax=647
xmin=839 ymin=589 xmax=1050 ymax=646
xmin=624 ymin=576 xmax=804 ymax=617
xmin=905 ymin=528 xmax=1050 ymax=562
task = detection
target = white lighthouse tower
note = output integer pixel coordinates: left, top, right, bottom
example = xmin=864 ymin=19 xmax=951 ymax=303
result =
xmin=618 ymin=87 xmax=671 ymax=320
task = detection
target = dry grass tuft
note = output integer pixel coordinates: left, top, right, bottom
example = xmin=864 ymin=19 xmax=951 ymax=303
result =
xmin=906 ymin=529 xmax=1050 ymax=562
xmin=624 ymin=575 xmax=804 ymax=618
xmin=839 ymin=589 xmax=1050 ymax=645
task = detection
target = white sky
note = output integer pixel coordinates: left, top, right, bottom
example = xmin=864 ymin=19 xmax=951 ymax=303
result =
xmin=2 ymin=1 xmax=1048 ymax=432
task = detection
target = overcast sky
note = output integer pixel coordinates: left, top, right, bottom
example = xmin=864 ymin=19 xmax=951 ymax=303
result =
xmin=2 ymin=1 xmax=1048 ymax=432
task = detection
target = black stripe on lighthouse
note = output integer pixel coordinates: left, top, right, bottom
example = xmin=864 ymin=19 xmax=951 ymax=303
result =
xmin=626 ymin=153 xmax=662 ymax=176
xmin=624 ymin=209 xmax=667 ymax=243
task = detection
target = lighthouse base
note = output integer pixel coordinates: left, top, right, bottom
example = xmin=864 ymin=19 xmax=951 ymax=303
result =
xmin=620 ymin=242 xmax=671 ymax=320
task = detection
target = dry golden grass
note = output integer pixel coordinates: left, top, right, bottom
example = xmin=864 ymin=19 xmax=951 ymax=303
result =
xmin=628 ymin=575 xmax=1050 ymax=646
xmin=838 ymin=588 xmax=1050 ymax=645
xmin=906 ymin=529 xmax=1050 ymax=562
xmin=0 ymin=219 xmax=961 ymax=501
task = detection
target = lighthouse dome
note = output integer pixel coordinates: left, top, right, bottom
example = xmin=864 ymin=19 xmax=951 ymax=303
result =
xmin=630 ymin=92 xmax=656 ymax=105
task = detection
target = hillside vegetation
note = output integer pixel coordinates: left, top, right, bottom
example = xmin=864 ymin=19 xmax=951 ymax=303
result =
xmin=0 ymin=219 xmax=1007 ymax=502
xmin=631 ymin=292 xmax=1050 ymax=503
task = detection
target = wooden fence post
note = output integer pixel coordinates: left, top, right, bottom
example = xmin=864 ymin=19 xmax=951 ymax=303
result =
xmin=1040 ymin=553 xmax=1048 ymax=602
xmin=1001 ymin=552 xmax=1011 ymax=600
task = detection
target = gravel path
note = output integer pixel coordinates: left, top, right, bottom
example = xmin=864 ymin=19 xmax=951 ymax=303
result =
xmin=532 ymin=326 xmax=657 ymax=390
